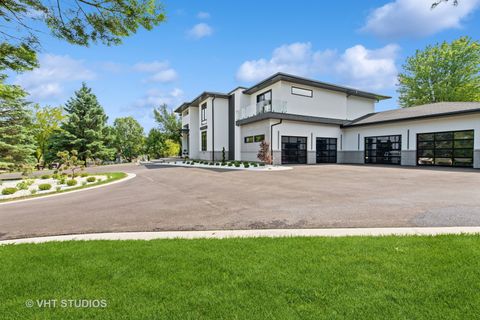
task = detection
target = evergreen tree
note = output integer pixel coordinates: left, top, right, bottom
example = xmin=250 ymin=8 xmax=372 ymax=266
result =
xmin=59 ymin=83 xmax=112 ymax=163
xmin=0 ymin=76 xmax=35 ymax=171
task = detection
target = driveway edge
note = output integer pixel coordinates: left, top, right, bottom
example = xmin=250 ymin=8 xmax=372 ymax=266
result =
xmin=1 ymin=227 xmax=480 ymax=245
xmin=0 ymin=173 xmax=136 ymax=206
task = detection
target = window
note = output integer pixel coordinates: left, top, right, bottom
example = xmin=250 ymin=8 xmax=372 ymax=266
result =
xmin=201 ymin=103 xmax=207 ymax=124
xmin=183 ymin=109 xmax=189 ymax=117
xmin=417 ymin=130 xmax=474 ymax=167
xmin=364 ymin=135 xmax=402 ymax=165
xmin=291 ymin=86 xmax=313 ymax=98
xmin=244 ymin=134 xmax=265 ymax=143
xmin=244 ymin=136 xmax=254 ymax=143
xmin=256 ymin=90 xmax=272 ymax=103
xmin=254 ymin=134 xmax=265 ymax=142
xmin=201 ymin=131 xmax=207 ymax=151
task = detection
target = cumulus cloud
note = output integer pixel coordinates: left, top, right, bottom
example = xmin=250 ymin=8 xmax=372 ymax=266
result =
xmin=236 ymin=42 xmax=399 ymax=91
xmin=133 ymin=60 xmax=178 ymax=83
xmin=197 ymin=11 xmax=210 ymax=19
xmin=15 ymin=54 xmax=95 ymax=100
xmin=135 ymin=88 xmax=184 ymax=108
xmin=361 ymin=0 xmax=480 ymax=38
xmin=187 ymin=23 xmax=213 ymax=39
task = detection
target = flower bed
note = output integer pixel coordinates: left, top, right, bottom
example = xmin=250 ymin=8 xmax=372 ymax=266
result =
xmin=0 ymin=174 xmax=112 ymax=201
xmin=152 ymin=160 xmax=291 ymax=171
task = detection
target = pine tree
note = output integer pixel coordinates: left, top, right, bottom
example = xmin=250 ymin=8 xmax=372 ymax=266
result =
xmin=59 ymin=83 xmax=112 ymax=163
xmin=0 ymin=76 xmax=35 ymax=171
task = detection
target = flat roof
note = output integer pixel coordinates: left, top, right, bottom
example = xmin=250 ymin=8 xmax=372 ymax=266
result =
xmin=236 ymin=112 xmax=349 ymax=126
xmin=174 ymin=91 xmax=229 ymax=113
xmin=343 ymin=102 xmax=480 ymax=127
xmin=242 ymin=72 xmax=391 ymax=101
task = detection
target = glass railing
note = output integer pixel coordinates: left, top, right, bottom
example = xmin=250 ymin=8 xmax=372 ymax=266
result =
xmin=236 ymin=99 xmax=287 ymax=120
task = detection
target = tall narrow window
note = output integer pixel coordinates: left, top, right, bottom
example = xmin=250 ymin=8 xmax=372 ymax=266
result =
xmin=201 ymin=131 xmax=207 ymax=151
xmin=201 ymin=103 xmax=207 ymax=124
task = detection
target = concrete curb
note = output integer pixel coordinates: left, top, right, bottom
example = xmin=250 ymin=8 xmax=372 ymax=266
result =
xmin=1 ymin=227 xmax=480 ymax=245
xmin=0 ymin=173 xmax=136 ymax=206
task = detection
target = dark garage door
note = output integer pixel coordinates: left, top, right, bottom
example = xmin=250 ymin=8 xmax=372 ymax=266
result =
xmin=417 ymin=130 xmax=474 ymax=167
xmin=365 ymin=135 xmax=401 ymax=165
xmin=316 ymin=138 xmax=337 ymax=163
xmin=282 ymin=136 xmax=307 ymax=164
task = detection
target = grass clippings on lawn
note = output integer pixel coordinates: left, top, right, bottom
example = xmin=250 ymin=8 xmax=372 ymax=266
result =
xmin=1 ymin=235 xmax=479 ymax=319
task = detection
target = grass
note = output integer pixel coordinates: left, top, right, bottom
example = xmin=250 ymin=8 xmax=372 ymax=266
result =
xmin=0 ymin=172 xmax=127 ymax=203
xmin=1 ymin=235 xmax=479 ymax=319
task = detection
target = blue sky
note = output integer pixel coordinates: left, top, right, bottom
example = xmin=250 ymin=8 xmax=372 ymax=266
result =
xmin=10 ymin=0 xmax=480 ymax=130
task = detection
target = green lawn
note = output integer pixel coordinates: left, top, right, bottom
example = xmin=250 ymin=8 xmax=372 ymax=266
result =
xmin=1 ymin=235 xmax=479 ymax=319
xmin=0 ymin=172 xmax=127 ymax=203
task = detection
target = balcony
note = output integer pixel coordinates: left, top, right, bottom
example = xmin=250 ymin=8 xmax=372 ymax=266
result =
xmin=236 ymin=99 xmax=287 ymax=121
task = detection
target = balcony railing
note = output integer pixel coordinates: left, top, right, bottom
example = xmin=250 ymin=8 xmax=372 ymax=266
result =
xmin=236 ymin=99 xmax=287 ymax=121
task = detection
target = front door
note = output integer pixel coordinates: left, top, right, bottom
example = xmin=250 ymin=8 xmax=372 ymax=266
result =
xmin=316 ymin=138 xmax=337 ymax=163
xmin=281 ymin=136 xmax=307 ymax=164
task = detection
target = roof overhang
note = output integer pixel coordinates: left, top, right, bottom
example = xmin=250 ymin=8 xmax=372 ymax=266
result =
xmin=242 ymin=73 xmax=391 ymax=101
xmin=236 ymin=112 xmax=349 ymax=126
xmin=342 ymin=108 xmax=480 ymax=128
xmin=175 ymin=91 xmax=229 ymax=114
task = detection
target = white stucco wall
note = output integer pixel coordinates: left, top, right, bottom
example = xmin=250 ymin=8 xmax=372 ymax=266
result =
xmin=189 ymin=107 xmax=199 ymax=159
xmin=213 ymin=97 xmax=229 ymax=152
xmin=346 ymin=96 xmax=375 ymax=120
xmin=240 ymin=120 xmax=270 ymax=161
xmin=270 ymin=120 xmax=343 ymax=152
xmin=342 ymin=114 xmax=480 ymax=151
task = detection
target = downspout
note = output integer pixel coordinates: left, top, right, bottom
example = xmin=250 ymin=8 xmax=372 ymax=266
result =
xmin=212 ymin=97 xmax=215 ymax=161
xmin=270 ymin=119 xmax=282 ymax=164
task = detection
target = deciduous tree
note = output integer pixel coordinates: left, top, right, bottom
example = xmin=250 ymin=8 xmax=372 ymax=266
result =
xmin=113 ymin=117 xmax=145 ymax=161
xmin=32 ymin=105 xmax=64 ymax=168
xmin=398 ymin=37 xmax=480 ymax=107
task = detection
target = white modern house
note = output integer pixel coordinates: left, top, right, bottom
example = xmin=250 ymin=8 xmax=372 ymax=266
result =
xmin=175 ymin=73 xmax=480 ymax=169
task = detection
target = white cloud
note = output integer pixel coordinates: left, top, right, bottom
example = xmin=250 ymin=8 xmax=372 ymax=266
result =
xmin=135 ymin=88 xmax=184 ymax=108
xmin=197 ymin=11 xmax=210 ymax=19
xmin=133 ymin=60 xmax=178 ymax=83
xmin=187 ymin=23 xmax=213 ymax=39
xmin=361 ymin=0 xmax=480 ymax=38
xmin=236 ymin=42 xmax=399 ymax=91
xmin=15 ymin=54 xmax=95 ymax=100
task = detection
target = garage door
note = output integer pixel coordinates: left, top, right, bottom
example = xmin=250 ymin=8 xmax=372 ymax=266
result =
xmin=417 ymin=130 xmax=474 ymax=167
xmin=281 ymin=136 xmax=307 ymax=164
xmin=364 ymin=135 xmax=401 ymax=165
xmin=316 ymin=138 xmax=337 ymax=163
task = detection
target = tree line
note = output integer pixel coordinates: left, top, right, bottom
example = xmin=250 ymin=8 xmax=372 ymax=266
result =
xmin=1 ymin=82 xmax=181 ymax=172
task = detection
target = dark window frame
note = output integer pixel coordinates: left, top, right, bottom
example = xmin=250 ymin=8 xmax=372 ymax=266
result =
xmin=364 ymin=134 xmax=402 ymax=165
xmin=291 ymin=86 xmax=313 ymax=98
xmin=254 ymin=134 xmax=265 ymax=143
xmin=200 ymin=103 xmax=207 ymax=124
xmin=244 ymin=136 xmax=254 ymax=143
xmin=201 ymin=131 xmax=207 ymax=151
xmin=256 ymin=90 xmax=272 ymax=104
xmin=416 ymin=129 xmax=474 ymax=167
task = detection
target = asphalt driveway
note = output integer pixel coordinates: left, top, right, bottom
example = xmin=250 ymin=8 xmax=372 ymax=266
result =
xmin=1 ymin=163 xmax=480 ymax=240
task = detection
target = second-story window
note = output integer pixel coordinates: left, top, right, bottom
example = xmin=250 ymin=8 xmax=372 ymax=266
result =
xmin=201 ymin=103 xmax=207 ymax=123
xmin=256 ymin=90 xmax=272 ymax=104
xmin=183 ymin=109 xmax=189 ymax=117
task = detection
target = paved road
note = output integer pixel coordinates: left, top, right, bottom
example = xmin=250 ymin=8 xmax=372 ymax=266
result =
xmin=1 ymin=164 xmax=480 ymax=240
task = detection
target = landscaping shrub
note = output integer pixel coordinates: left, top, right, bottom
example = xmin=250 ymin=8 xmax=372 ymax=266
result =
xmin=56 ymin=186 xmax=61 ymax=191
xmin=2 ymin=187 xmax=17 ymax=195
xmin=209 ymin=162 xmax=214 ymax=166
xmin=259 ymin=163 xmax=266 ymax=166
xmin=81 ymin=173 xmax=89 ymax=178
xmin=53 ymin=170 xmax=58 ymax=174
xmin=215 ymin=163 xmax=220 ymax=166
xmin=41 ymin=174 xmax=51 ymax=179
xmin=87 ymin=177 xmax=96 ymax=183
xmin=228 ymin=163 xmax=233 ymax=167
xmin=244 ymin=164 xmax=250 ymax=168
xmin=16 ymin=180 xmax=33 ymax=190
xmin=234 ymin=163 xmax=240 ymax=167
xmin=38 ymin=184 xmax=52 ymax=191
xmin=221 ymin=162 xmax=226 ymax=166
xmin=190 ymin=162 xmax=194 ymax=165
xmin=82 ymin=181 xmax=87 ymax=186
xmin=66 ymin=179 xmax=77 ymax=186
xmin=30 ymin=189 xmax=37 ymax=195
xmin=243 ymin=162 xmax=249 ymax=166
xmin=58 ymin=178 xmax=66 ymax=185
xmin=253 ymin=163 xmax=258 ymax=167
xmin=52 ymin=174 xmax=59 ymax=179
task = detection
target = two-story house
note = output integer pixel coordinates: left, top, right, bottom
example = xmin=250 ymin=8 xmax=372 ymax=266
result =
xmin=175 ymin=72 xmax=480 ymax=169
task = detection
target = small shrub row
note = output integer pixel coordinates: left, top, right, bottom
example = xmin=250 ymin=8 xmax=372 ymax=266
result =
xmin=38 ymin=184 xmax=52 ymax=191
xmin=86 ymin=176 xmax=96 ymax=183
xmin=2 ymin=187 xmax=17 ymax=195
